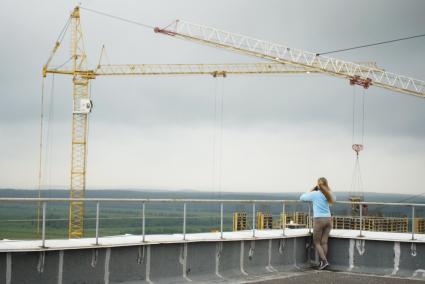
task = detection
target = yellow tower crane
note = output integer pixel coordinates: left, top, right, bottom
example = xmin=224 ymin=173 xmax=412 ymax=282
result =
xmin=43 ymin=7 xmax=423 ymax=238
xmin=44 ymin=7 xmax=348 ymax=238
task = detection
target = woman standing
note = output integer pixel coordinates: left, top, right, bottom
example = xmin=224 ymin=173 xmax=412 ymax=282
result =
xmin=300 ymin=177 xmax=335 ymax=270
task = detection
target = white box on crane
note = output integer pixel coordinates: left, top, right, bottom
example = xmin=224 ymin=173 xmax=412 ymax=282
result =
xmin=73 ymin=98 xmax=93 ymax=114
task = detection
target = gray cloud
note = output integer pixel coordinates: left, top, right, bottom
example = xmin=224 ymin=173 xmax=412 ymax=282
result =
xmin=1 ymin=0 xmax=424 ymax=193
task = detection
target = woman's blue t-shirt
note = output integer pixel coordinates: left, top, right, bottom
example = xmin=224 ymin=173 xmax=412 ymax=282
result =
xmin=300 ymin=190 xmax=335 ymax=217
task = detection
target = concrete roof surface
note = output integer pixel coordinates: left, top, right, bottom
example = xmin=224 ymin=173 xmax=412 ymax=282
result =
xmin=249 ymin=270 xmax=425 ymax=284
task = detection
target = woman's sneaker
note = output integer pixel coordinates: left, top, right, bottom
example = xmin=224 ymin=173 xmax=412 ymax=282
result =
xmin=318 ymin=260 xmax=329 ymax=270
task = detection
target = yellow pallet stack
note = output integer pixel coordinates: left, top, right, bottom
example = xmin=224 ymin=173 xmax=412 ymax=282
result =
xmin=256 ymin=212 xmax=273 ymax=229
xmin=414 ymin=218 xmax=425 ymax=234
xmin=232 ymin=212 xmax=247 ymax=231
xmin=332 ymin=216 xmax=352 ymax=230
xmin=234 ymin=211 xmax=421 ymax=233
xmin=332 ymin=216 xmax=408 ymax=233
xmin=279 ymin=213 xmax=292 ymax=228
xmin=294 ymin=212 xmax=308 ymax=225
xmin=278 ymin=212 xmax=308 ymax=229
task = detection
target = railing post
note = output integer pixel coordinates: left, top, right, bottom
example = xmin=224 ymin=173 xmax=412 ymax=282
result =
xmin=41 ymin=202 xmax=46 ymax=248
xmin=183 ymin=202 xmax=187 ymax=240
xmin=308 ymin=203 xmax=312 ymax=234
xmin=142 ymin=202 xmax=146 ymax=242
xmin=411 ymin=205 xmax=416 ymax=240
xmin=220 ymin=202 xmax=224 ymax=239
xmin=282 ymin=203 xmax=286 ymax=236
xmin=358 ymin=203 xmax=363 ymax=237
xmin=95 ymin=202 xmax=100 ymax=245
xmin=252 ymin=202 xmax=256 ymax=238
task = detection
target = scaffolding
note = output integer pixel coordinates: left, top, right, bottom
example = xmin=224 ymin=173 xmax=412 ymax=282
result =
xmin=278 ymin=212 xmax=308 ymax=229
xmin=414 ymin=218 xmax=425 ymax=234
xmin=332 ymin=216 xmax=353 ymax=230
xmin=232 ymin=212 xmax=247 ymax=231
xmin=333 ymin=216 xmax=409 ymax=232
xmin=233 ymin=210 xmax=421 ymax=233
xmin=294 ymin=212 xmax=308 ymax=225
xmin=279 ymin=213 xmax=292 ymax=228
xmin=256 ymin=212 xmax=273 ymax=229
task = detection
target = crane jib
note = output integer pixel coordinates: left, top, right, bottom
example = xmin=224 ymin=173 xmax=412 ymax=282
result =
xmin=154 ymin=19 xmax=425 ymax=98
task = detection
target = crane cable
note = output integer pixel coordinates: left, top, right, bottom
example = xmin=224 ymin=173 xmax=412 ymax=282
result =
xmin=45 ymin=75 xmax=56 ymax=198
xmin=45 ymin=17 xmax=71 ymax=69
xmin=36 ymin=74 xmax=57 ymax=235
xmin=316 ymin=33 xmax=425 ymax=56
xmin=211 ymin=80 xmax=218 ymax=194
xmin=36 ymin=78 xmax=46 ymax=236
xmin=36 ymin=14 xmax=71 ymax=235
xmin=211 ymin=78 xmax=225 ymax=198
xmin=79 ymin=6 xmax=154 ymax=30
xmin=217 ymin=78 xmax=225 ymax=198
xmin=350 ymin=86 xmax=366 ymax=198
xmin=351 ymin=87 xmax=366 ymax=146
xmin=79 ymin=6 xmax=425 ymax=55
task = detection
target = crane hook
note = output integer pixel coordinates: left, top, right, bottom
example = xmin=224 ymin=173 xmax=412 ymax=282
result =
xmin=352 ymin=144 xmax=364 ymax=156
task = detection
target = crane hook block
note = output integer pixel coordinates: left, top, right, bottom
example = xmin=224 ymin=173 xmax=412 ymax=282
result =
xmin=352 ymin=144 xmax=364 ymax=154
xmin=350 ymin=76 xmax=372 ymax=89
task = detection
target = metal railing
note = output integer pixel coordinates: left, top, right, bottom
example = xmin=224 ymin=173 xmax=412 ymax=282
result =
xmin=0 ymin=198 xmax=424 ymax=248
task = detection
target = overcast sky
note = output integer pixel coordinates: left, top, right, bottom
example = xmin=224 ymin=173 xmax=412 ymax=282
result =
xmin=0 ymin=0 xmax=424 ymax=195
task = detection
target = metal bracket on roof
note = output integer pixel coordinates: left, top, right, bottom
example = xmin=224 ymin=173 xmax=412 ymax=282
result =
xmin=216 ymin=242 xmax=223 ymax=259
xmin=278 ymin=239 xmax=286 ymax=255
xmin=356 ymin=239 xmax=366 ymax=255
xmin=411 ymin=243 xmax=417 ymax=257
xmin=248 ymin=240 xmax=255 ymax=260
xmin=91 ymin=249 xmax=98 ymax=268
xmin=137 ymin=246 xmax=145 ymax=264
xmin=37 ymin=251 xmax=45 ymax=274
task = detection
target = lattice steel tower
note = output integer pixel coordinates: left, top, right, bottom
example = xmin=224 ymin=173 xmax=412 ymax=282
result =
xmin=68 ymin=7 xmax=94 ymax=238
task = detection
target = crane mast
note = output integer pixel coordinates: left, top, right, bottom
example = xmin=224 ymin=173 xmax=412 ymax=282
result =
xmin=154 ymin=20 xmax=425 ymax=97
xmin=68 ymin=7 xmax=93 ymax=238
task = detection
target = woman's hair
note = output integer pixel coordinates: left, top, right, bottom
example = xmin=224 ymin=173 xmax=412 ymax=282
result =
xmin=318 ymin=177 xmax=334 ymax=204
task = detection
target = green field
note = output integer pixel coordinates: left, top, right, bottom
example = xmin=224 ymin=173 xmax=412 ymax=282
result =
xmin=1 ymin=189 xmax=424 ymax=240
xmin=0 ymin=202 xmax=238 ymax=240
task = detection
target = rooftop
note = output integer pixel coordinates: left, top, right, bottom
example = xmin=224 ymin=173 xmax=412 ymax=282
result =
xmin=250 ymin=270 xmax=425 ymax=284
xmin=1 ymin=228 xmax=424 ymax=252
